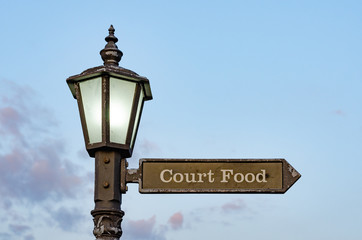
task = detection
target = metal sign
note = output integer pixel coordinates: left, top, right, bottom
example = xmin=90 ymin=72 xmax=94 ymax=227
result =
xmin=126 ymin=158 xmax=301 ymax=193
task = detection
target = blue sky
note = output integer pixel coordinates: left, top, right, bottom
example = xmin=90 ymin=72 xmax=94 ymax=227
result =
xmin=0 ymin=1 xmax=362 ymax=240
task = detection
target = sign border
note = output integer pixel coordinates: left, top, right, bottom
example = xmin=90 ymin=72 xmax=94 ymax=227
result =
xmin=138 ymin=158 xmax=301 ymax=194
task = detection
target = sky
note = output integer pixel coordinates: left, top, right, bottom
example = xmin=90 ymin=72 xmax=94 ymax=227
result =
xmin=0 ymin=1 xmax=362 ymax=240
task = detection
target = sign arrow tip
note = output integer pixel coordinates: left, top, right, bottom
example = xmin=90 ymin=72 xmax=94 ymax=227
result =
xmin=283 ymin=161 xmax=301 ymax=193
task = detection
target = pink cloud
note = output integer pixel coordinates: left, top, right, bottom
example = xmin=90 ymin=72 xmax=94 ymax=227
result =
xmin=0 ymin=140 xmax=82 ymax=202
xmin=221 ymin=199 xmax=246 ymax=212
xmin=124 ymin=215 xmax=166 ymax=240
xmin=28 ymin=155 xmax=82 ymax=199
xmin=333 ymin=109 xmax=345 ymax=116
xmin=0 ymin=80 xmax=93 ymax=240
xmin=0 ymin=78 xmax=89 ymax=237
xmin=0 ymin=81 xmax=81 ymax=202
xmin=168 ymin=212 xmax=183 ymax=230
xmin=139 ymin=139 xmax=161 ymax=155
xmin=0 ymin=80 xmax=35 ymax=110
xmin=0 ymin=81 xmax=85 ymax=203
xmin=0 ymin=106 xmax=26 ymax=139
xmin=127 ymin=215 xmax=156 ymax=238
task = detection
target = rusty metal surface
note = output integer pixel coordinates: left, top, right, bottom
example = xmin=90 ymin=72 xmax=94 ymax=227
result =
xmin=126 ymin=168 xmax=141 ymax=183
xmin=137 ymin=159 xmax=300 ymax=194
xmin=92 ymin=151 xmax=124 ymax=239
xmin=120 ymin=159 xmax=127 ymax=193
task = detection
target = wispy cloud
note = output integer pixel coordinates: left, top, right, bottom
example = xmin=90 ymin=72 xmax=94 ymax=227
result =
xmin=123 ymin=211 xmax=185 ymax=240
xmin=0 ymin=106 xmax=27 ymax=140
xmin=24 ymin=235 xmax=35 ymax=240
xmin=332 ymin=109 xmax=345 ymax=116
xmin=0 ymin=232 xmax=11 ymax=239
xmin=0 ymin=80 xmax=89 ymax=237
xmin=186 ymin=198 xmax=251 ymax=229
xmin=0 ymin=80 xmax=84 ymax=202
xmin=221 ymin=199 xmax=246 ymax=212
xmin=49 ymin=206 xmax=87 ymax=231
xmin=168 ymin=212 xmax=183 ymax=230
xmin=9 ymin=224 xmax=31 ymax=234
xmin=124 ymin=215 xmax=166 ymax=240
xmin=190 ymin=198 xmax=248 ymax=216
xmin=0 ymin=144 xmax=82 ymax=203
xmin=138 ymin=139 xmax=161 ymax=155
xmin=129 ymin=138 xmax=162 ymax=167
xmin=4 ymin=223 xmax=33 ymax=240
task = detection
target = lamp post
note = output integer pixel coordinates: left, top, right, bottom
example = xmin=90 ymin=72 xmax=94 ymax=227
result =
xmin=66 ymin=25 xmax=152 ymax=240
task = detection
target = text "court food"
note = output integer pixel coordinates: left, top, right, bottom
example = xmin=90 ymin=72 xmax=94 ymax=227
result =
xmin=160 ymin=169 xmax=267 ymax=184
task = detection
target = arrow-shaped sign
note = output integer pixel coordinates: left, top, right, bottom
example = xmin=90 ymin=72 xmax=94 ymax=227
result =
xmin=125 ymin=159 xmax=300 ymax=194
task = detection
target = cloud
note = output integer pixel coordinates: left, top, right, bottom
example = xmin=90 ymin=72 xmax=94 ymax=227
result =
xmin=332 ymin=109 xmax=345 ymax=116
xmin=0 ymin=106 xmax=27 ymax=140
xmin=168 ymin=212 xmax=183 ymax=230
xmin=123 ymin=211 xmax=186 ymax=240
xmin=221 ymin=199 xmax=246 ymax=212
xmin=0 ymin=139 xmax=82 ymax=203
xmin=138 ymin=139 xmax=161 ymax=155
xmin=190 ymin=198 xmax=247 ymax=217
xmin=24 ymin=235 xmax=35 ymax=240
xmin=9 ymin=224 xmax=30 ymax=235
xmin=0 ymin=80 xmax=84 ymax=203
xmin=1 ymin=223 xmax=33 ymax=240
xmin=124 ymin=215 xmax=166 ymax=240
xmin=0 ymin=81 xmax=56 ymax=143
xmin=128 ymin=138 xmax=162 ymax=168
xmin=49 ymin=206 xmax=87 ymax=231
xmin=186 ymin=198 xmax=250 ymax=229
xmin=0 ymin=232 xmax=11 ymax=239
xmin=0 ymin=80 xmax=90 ymax=236
xmin=1 ymin=199 xmax=12 ymax=209
xmin=127 ymin=216 xmax=156 ymax=238
xmin=9 ymin=224 xmax=31 ymax=234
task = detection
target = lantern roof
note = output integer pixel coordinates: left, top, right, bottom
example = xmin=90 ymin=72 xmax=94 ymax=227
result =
xmin=66 ymin=25 xmax=152 ymax=101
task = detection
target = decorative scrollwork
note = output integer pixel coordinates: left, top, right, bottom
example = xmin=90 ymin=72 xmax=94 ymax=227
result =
xmin=91 ymin=209 xmax=125 ymax=239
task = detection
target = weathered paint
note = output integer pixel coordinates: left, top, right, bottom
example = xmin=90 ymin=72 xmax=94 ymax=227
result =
xmin=131 ymin=159 xmax=300 ymax=194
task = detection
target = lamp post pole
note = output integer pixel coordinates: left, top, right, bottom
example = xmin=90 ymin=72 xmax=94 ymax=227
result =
xmin=91 ymin=151 xmax=123 ymax=240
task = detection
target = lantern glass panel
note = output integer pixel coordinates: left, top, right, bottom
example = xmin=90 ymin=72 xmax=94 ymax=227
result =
xmin=131 ymin=88 xmax=144 ymax=147
xmin=79 ymin=77 xmax=102 ymax=144
xmin=109 ymin=77 xmax=137 ymax=144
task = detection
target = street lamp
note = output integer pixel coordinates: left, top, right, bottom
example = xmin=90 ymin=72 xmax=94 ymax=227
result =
xmin=66 ymin=25 xmax=152 ymax=240
xmin=67 ymin=25 xmax=152 ymax=158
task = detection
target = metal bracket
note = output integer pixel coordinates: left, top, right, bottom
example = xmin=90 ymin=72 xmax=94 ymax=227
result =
xmin=120 ymin=159 xmax=141 ymax=193
xmin=126 ymin=168 xmax=141 ymax=183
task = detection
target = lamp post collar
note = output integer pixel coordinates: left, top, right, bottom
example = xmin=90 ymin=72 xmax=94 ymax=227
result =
xmin=100 ymin=25 xmax=123 ymax=66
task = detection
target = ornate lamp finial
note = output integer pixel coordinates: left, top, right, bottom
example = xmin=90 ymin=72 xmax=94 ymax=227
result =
xmin=100 ymin=25 xmax=123 ymax=66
